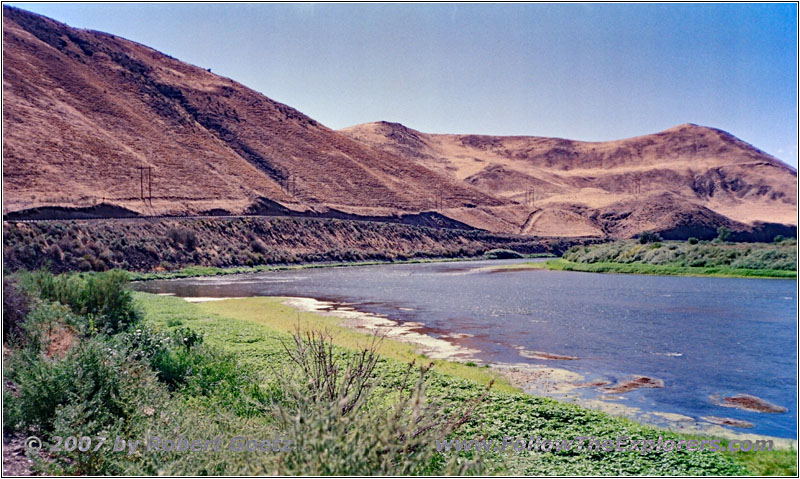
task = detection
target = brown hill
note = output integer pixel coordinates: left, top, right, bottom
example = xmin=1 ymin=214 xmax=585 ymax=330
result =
xmin=340 ymin=122 xmax=797 ymax=237
xmin=2 ymin=7 xmax=503 ymax=224
xmin=3 ymin=7 xmax=796 ymax=240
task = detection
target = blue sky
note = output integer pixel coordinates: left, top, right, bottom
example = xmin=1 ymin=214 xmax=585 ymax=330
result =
xmin=9 ymin=3 xmax=799 ymax=167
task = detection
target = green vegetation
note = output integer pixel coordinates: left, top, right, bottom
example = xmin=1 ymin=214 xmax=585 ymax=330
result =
xmin=4 ymin=270 xmax=488 ymax=474
xmin=483 ymin=249 xmax=524 ymax=259
xmin=505 ymin=239 xmax=797 ymax=279
xmin=3 ymin=270 xmax=794 ymax=475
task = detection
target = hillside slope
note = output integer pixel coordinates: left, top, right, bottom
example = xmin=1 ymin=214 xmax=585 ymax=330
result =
xmin=3 ymin=7 xmax=796 ymax=239
xmin=2 ymin=7 xmax=505 ymax=225
xmin=341 ymin=122 xmax=797 ymax=237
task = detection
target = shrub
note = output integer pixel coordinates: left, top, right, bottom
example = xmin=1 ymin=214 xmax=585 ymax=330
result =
xmin=637 ymin=231 xmax=662 ymax=244
xmin=20 ymin=270 xmax=140 ymax=335
xmin=250 ymin=238 xmax=269 ymax=254
xmin=269 ymin=329 xmax=490 ymax=475
xmin=166 ymin=228 xmax=198 ymax=250
xmin=716 ymin=226 xmax=731 ymax=242
xmin=687 ymin=237 xmax=699 ymax=245
xmin=5 ymin=339 xmax=158 ymax=435
xmin=774 ymin=235 xmax=785 ymax=243
xmin=3 ymin=277 xmax=30 ymax=345
xmin=483 ymin=249 xmax=523 ymax=260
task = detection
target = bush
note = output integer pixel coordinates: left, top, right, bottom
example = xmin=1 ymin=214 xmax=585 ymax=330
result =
xmin=774 ymin=235 xmax=785 ymax=243
xmin=483 ymin=249 xmax=523 ymax=260
xmin=687 ymin=237 xmax=699 ymax=245
xmin=4 ymin=339 xmax=157 ymax=435
xmin=269 ymin=329 xmax=490 ymax=475
xmin=20 ymin=270 xmax=139 ymax=335
xmin=716 ymin=226 xmax=731 ymax=242
xmin=166 ymin=228 xmax=198 ymax=250
xmin=3 ymin=277 xmax=30 ymax=345
xmin=637 ymin=231 xmax=662 ymax=244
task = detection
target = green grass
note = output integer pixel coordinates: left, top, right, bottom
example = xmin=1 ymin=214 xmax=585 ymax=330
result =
xmin=134 ymin=292 xmax=795 ymax=475
xmin=505 ymin=258 xmax=797 ymax=279
xmin=535 ymin=239 xmax=797 ymax=279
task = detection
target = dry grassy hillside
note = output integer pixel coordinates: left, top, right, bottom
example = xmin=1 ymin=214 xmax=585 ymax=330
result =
xmin=3 ymin=7 xmax=796 ymax=239
xmin=2 ymin=7 xmax=503 ymax=223
xmin=341 ymin=122 xmax=797 ymax=237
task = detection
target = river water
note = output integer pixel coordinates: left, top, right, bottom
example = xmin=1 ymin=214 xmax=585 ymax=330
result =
xmin=134 ymin=259 xmax=797 ymax=438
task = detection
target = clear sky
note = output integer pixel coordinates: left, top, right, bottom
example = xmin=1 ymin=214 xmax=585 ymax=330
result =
xmin=9 ymin=3 xmax=799 ymax=167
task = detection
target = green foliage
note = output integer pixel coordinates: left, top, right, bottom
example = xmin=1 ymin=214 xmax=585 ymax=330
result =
xmin=19 ymin=270 xmax=139 ymax=334
xmin=561 ymin=240 xmax=796 ymax=276
xmin=4 ymin=338 xmax=158 ymax=436
xmin=484 ymin=249 xmax=524 ymax=259
xmin=716 ymin=226 xmax=731 ymax=242
xmin=541 ymin=259 xmax=795 ymax=279
xmin=3 ymin=277 xmax=30 ymax=345
xmin=638 ymin=231 xmax=663 ymax=244
xmin=269 ymin=330 xmax=490 ymax=475
xmin=687 ymin=237 xmax=699 ymax=245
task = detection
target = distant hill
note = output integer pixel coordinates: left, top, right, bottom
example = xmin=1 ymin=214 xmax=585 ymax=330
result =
xmin=341 ymin=122 xmax=797 ymax=238
xmin=3 ymin=7 xmax=796 ymax=239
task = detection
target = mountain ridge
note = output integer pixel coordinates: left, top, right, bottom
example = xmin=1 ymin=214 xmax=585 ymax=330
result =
xmin=3 ymin=6 xmax=796 ymax=239
xmin=340 ymin=121 xmax=796 ymax=236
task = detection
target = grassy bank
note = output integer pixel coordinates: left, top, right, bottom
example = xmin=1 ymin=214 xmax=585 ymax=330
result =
xmin=505 ymin=258 xmax=797 ymax=279
xmin=499 ymin=239 xmax=797 ymax=279
xmin=3 ymin=270 xmax=795 ymax=475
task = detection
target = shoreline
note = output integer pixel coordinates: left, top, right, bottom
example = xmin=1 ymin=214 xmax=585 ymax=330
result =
xmin=129 ymin=254 xmax=555 ymax=282
xmin=487 ymin=259 xmax=797 ymax=279
xmin=230 ymin=294 xmax=796 ymax=448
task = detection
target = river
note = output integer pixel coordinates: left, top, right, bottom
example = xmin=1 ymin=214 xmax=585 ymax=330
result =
xmin=134 ymin=259 xmax=797 ymax=439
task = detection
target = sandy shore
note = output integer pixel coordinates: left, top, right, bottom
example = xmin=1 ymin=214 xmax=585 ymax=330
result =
xmin=281 ymin=296 xmax=481 ymax=360
xmin=182 ymin=296 xmax=246 ymax=303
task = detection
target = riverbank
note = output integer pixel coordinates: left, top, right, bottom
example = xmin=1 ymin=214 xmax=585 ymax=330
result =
xmin=488 ymin=238 xmax=797 ymax=279
xmin=2 ymin=216 xmax=572 ymax=274
xmin=146 ymin=293 xmax=796 ymax=475
xmin=128 ymin=253 xmax=555 ymax=281
xmin=494 ymin=258 xmax=797 ymax=279
xmin=4 ymin=270 xmax=795 ymax=474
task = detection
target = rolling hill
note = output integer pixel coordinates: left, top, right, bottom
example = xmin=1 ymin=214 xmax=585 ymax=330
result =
xmin=341 ymin=122 xmax=797 ymax=238
xmin=3 ymin=6 xmax=796 ymax=240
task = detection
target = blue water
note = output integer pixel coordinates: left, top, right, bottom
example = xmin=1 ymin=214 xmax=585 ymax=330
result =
xmin=134 ymin=259 xmax=798 ymax=438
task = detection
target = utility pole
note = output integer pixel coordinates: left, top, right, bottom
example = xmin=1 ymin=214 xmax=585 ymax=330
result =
xmin=435 ymin=191 xmax=444 ymax=210
xmin=524 ymin=188 xmax=535 ymax=207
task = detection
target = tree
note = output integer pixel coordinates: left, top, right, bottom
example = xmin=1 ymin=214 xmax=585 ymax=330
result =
xmin=638 ymin=231 xmax=662 ymax=244
xmin=716 ymin=226 xmax=731 ymax=242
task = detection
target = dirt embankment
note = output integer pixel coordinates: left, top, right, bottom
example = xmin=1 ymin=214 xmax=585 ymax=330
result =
xmin=3 ymin=216 xmax=583 ymax=273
